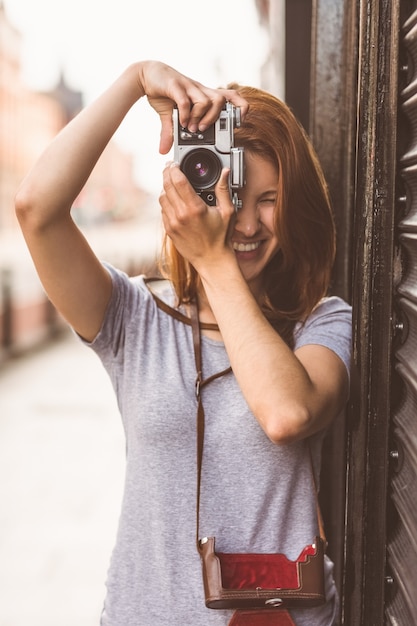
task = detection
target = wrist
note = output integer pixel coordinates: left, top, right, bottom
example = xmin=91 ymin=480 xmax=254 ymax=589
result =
xmin=123 ymin=62 xmax=146 ymax=101
xmin=196 ymin=250 xmax=241 ymax=287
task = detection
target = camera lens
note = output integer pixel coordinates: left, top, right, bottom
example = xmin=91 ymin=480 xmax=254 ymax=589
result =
xmin=181 ymin=149 xmax=222 ymax=190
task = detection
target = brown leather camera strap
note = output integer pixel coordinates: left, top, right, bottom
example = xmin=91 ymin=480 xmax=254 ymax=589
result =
xmin=144 ymin=280 xmax=231 ymax=542
xmin=188 ymin=299 xmax=232 ymax=549
xmin=145 ymin=279 xmax=220 ymax=331
xmin=188 ymin=299 xmax=297 ymax=626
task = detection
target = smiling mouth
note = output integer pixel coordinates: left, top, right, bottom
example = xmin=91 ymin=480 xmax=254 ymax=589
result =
xmin=232 ymin=241 xmax=261 ymax=253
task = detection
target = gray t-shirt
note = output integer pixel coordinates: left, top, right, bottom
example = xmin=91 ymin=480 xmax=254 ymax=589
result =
xmin=85 ymin=264 xmax=352 ymax=626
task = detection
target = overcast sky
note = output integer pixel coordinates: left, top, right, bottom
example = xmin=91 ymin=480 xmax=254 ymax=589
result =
xmin=5 ymin=0 xmax=267 ymax=195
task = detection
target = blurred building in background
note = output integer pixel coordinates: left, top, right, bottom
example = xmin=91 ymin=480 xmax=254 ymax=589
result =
xmin=0 ymin=2 xmax=155 ymax=362
xmin=0 ymin=1 xmax=147 ymax=232
xmin=0 ymin=1 xmax=61 ymax=231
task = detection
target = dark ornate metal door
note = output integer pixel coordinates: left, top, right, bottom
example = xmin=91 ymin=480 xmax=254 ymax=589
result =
xmin=309 ymin=0 xmax=417 ymax=624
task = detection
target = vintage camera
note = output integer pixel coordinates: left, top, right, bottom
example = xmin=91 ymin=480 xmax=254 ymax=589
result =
xmin=173 ymin=102 xmax=245 ymax=209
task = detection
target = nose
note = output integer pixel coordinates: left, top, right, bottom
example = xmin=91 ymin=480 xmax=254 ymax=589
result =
xmin=234 ymin=201 xmax=261 ymax=238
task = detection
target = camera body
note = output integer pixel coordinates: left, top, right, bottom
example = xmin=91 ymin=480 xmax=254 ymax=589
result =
xmin=173 ymin=103 xmax=245 ymax=209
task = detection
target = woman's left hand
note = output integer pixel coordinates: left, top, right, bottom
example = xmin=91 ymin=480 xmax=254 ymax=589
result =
xmin=159 ymin=162 xmax=237 ymax=273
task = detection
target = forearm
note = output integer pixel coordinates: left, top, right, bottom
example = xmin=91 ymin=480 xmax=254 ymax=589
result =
xmin=199 ymin=261 xmax=316 ymax=443
xmin=16 ymin=63 xmax=144 ymax=229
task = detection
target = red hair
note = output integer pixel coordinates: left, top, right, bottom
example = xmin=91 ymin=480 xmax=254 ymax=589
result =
xmin=160 ymin=86 xmax=335 ymax=346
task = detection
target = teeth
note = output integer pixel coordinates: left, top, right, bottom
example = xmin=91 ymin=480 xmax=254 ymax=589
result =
xmin=233 ymin=241 xmax=261 ymax=252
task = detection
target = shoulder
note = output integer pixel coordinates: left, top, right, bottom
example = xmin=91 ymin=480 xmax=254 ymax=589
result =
xmin=144 ymin=276 xmax=178 ymax=308
xmin=103 ymin=264 xmax=175 ymax=308
xmin=103 ymin=264 xmax=193 ymax=332
xmin=299 ymin=296 xmax=352 ymax=330
xmin=294 ymin=296 xmax=352 ymax=372
xmin=85 ymin=265 xmax=182 ymax=352
xmin=312 ymin=295 xmax=351 ymax=322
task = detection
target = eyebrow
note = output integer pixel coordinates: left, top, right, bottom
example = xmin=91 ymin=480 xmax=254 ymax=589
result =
xmin=258 ymin=189 xmax=277 ymax=198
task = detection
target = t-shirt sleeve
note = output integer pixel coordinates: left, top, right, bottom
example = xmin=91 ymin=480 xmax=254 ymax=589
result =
xmin=80 ymin=263 xmax=151 ymax=360
xmin=293 ymin=296 xmax=352 ymax=377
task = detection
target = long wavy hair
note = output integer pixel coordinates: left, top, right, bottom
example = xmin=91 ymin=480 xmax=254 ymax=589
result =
xmin=160 ymin=86 xmax=335 ymax=347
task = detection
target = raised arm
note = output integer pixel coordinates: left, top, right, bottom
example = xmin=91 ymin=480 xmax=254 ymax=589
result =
xmin=15 ymin=60 xmax=248 ymax=342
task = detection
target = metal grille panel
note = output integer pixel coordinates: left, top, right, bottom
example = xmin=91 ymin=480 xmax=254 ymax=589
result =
xmin=387 ymin=6 xmax=417 ymax=623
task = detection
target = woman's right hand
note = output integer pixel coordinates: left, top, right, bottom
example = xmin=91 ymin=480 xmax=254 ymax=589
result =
xmin=136 ymin=60 xmax=249 ymax=154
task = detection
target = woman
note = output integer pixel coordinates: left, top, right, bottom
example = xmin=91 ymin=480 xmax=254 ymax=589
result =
xmin=15 ymin=60 xmax=351 ymax=625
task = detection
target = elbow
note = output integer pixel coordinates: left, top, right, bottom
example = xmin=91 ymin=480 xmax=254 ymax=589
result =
xmin=15 ymin=186 xmax=27 ymax=222
xmin=15 ymin=182 xmax=36 ymax=226
xmin=15 ymin=180 xmax=56 ymax=232
xmin=261 ymin=404 xmax=313 ymax=445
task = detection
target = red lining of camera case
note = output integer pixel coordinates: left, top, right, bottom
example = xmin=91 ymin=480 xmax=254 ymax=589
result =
xmin=218 ymin=543 xmax=317 ymax=590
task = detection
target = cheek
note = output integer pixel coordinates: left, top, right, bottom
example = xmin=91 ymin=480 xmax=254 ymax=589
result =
xmin=261 ymin=207 xmax=276 ymax=234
